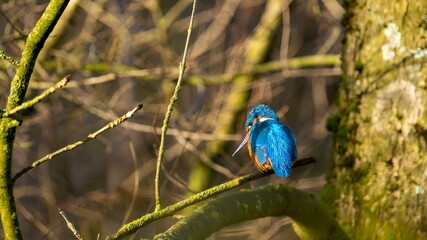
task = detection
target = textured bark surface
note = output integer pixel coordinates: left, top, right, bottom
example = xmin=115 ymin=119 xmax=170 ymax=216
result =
xmin=325 ymin=0 xmax=427 ymax=238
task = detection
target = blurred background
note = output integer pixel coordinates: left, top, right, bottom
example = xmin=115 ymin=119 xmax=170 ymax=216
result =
xmin=0 ymin=0 xmax=343 ymax=239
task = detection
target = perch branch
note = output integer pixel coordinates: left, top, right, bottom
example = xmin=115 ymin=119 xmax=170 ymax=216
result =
xmin=155 ymin=183 xmax=349 ymax=240
xmin=106 ymin=157 xmax=316 ymax=239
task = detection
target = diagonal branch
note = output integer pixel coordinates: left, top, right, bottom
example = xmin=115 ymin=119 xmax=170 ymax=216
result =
xmin=59 ymin=208 xmax=84 ymax=240
xmin=12 ymin=104 xmax=143 ymax=183
xmin=105 ymin=157 xmax=316 ymax=240
xmin=1 ymin=76 xmax=70 ymax=119
xmin=0 ymin=49 xmax=19 ymax=67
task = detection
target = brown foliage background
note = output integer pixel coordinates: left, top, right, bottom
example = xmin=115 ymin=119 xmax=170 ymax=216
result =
xmin=0 ymin=0 xmax=342 ymax=239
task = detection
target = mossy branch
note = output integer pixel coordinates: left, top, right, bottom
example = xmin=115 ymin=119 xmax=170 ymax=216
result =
xmin=0 ymin=49 xmax=19 ymax=67
xmin=0 ymin=1 xmax=70 ymax=239
xmin=105 ymin=157 xmax=316 ymax=240
xmin=107 ymin=172 xmax=268 ymax=240
xmin=0 ymin=76 xmax=70 ymax=119
xmin=21 ymin=54 xmax=340 ymax=88
xmin=154 ymin=183 xmax=349 ymax=240
xmin=5 ymin=0 xmax=70 ymax=110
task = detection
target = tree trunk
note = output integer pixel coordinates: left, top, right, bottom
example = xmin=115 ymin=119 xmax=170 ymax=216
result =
xmin=325 ymin=0 xmax=427 ymax=239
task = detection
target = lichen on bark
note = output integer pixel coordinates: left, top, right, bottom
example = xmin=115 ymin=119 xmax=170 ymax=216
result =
xmin=324 ymin=0 xmax=427 ymax=238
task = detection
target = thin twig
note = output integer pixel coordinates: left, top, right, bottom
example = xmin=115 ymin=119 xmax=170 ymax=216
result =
xmin=58 ymin=208 xmax=84 ymax=240
xmin=106 ymin=157 xmax=317 ymax=239
xmin=12 ymin=104 xmax=143 ymax=183
xmin=120 ymin=142 xmax=140 ymax=226
xmin=1 ymin=76 xmax=70 ymax=119
xmin=0 ymin=11 xmax=27 ymax=40
xmin=154 ymin=0 xmax=197 ymax=212
xmin=61 ymin=91 xmax=241 ymax=141
xmin=0 ymin=49 xmax=19 ymax=67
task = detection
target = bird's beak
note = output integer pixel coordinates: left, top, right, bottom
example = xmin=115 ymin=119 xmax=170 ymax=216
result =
xmin=232 ymin=132 xmax=249 ymax=157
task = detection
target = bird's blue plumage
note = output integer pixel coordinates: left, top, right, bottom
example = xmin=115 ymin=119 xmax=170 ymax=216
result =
xmin=245 ymin=104 xmax=279 ymax=128
xmin=250 ymin=120 xmax=297 ymax=177
xmin=236 ymin=104 xmax=298 ymax=177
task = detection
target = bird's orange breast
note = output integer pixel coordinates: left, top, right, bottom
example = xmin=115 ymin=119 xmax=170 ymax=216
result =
xmin=247 ymin=135 xmax=272 ymax=172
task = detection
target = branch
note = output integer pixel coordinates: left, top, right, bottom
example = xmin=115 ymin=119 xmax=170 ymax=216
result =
xmin=6 ymin=0 xmax=70 ymax=110
xmin=154 ymin=0 xmax=197 ymax=212
xmin=0 ymin=1 xmax=70 ymax=239
xmin=106 ymin=172 xmax=267 ymax=240
xmin=18 ymin=55 xmax=340 ymax=89
xmin=155 ymin=183 xmax=349 ymax=240
xmin=59 ymin=208 xmax=84 ymax=240
xmin=12 ymin=104 xmax=143 ymax=183
xmin=0 ymin=76 xmax=70 ymax=119
xmin=0 ymin=49 xmax=19 ymax=67
xmin=105 ymin=157 xmax=316 ymax=239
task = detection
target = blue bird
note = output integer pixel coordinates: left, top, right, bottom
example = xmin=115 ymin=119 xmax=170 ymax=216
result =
xmin=232 ymin=104 xmax=298 ymax=177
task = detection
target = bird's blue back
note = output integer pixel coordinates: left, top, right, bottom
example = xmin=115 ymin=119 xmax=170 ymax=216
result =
xmin=250 ymin=119 xmax=297 ymax=177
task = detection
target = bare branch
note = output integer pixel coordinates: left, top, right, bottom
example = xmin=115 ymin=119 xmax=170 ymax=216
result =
xmin=59 ymin=208 xmax=84 ymax=240
xmin=12 ymin=104 xmax=143 ymax=183
xmin=1 ymin=76 xmax=70 ymax=119
xmin=154 ymin=0 xmax=198 ymax=212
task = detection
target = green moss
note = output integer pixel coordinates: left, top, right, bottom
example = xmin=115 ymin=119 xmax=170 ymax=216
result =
xmin=340 ymin=0 xmax=356 ymax=34
xmin=341 ymin=153 xmax=356 ymax=168
xmin=348 ymin=98 xmax=360 ymax=112
xmin=395 ymin=112 xmax=403 ymax=120
xmin=321 ymin=184 xmax=339 ymax=212
xmin=358 ymin=210 xmax=421 ymax=240
xmin=351 ymin=162 xmax=370 ymax=182
xmin=387 ymin=182 xmax=399 ymax=192
xmin=326 ymin=112 xmax=341 ymax=132
xmin=354 ymin=59 xmax=364 ymax=72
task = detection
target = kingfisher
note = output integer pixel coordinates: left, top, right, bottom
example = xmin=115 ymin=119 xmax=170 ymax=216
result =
xmin=232 ymin=104 xmax=298 ymax=177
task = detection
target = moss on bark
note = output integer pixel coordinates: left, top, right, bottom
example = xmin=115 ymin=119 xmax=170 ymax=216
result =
xmin=324 ymin=0 xmax=427 ymax=238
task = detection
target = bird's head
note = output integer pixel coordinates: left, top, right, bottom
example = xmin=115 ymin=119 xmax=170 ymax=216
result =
xmin=232 ymin=104 xmax=279 ymax=156
xmin=244 ymin=104 xmax=279 ymax=131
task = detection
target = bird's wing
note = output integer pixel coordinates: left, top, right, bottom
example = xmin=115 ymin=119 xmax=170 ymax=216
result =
xmin=282 ymin=124 xmax=298 ymax=161
xmin=251 ymin=121 xmax=297 ymax=177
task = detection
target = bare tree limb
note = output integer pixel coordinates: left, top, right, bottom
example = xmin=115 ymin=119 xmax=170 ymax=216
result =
xmin=154 ymin=0 xmax=198 ymax=212
xmin=12 ymin=104 xmax=143 ymax=183
xmin=0 ymin=76 xmax=70 ymax=119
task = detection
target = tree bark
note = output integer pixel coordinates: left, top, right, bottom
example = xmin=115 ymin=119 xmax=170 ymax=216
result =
xmin=325 ymin=0 xmax=427 ymax=238
xmin=0 ymin=1 xmax=70 ymax=239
